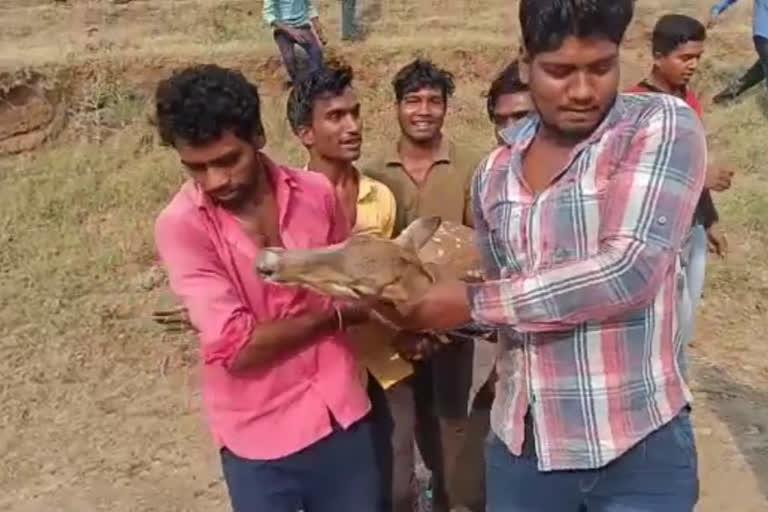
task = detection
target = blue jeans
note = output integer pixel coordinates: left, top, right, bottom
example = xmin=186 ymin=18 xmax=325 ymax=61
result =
xmin=221 ymin=417 xmax=381 ymax=512
xmin=680 ymin=223 xmax=708 ymax=344
xmin=486 ymin=410 xmax=699 ymax=511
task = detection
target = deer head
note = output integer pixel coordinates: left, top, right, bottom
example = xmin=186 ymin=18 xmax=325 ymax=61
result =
xmin=255 ymin=216 xmax=447 ymax=307
xmin=254 ymin=216 xmax=489 ymax=382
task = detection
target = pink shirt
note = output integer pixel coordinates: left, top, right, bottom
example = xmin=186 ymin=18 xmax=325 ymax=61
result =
xmin=154 ymin=153 xmax=370 ymax=460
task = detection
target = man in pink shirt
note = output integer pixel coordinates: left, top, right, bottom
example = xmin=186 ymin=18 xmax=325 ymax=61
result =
xmin=153 ymin=64 xmax=381 ymax=512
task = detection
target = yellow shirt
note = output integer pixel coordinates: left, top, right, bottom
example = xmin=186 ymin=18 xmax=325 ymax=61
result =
xmin=350 ymin=174 xmax=414 ymax=389
xmin=353 ymin=175 xmax=396 ymax=238
xmin=303 ymin=166 xmax=409 ymax=388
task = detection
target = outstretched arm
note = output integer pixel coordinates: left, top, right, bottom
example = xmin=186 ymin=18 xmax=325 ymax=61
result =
xmin=711 ymin=0 xmax=740 ymax=17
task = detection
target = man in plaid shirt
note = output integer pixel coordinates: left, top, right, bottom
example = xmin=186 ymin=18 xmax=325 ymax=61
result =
xmin=403 ymin=0 xmax=706 ymax=510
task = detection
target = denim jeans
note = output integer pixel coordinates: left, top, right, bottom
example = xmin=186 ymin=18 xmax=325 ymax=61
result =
xmin=273 ymin=26 xmax=324 ymax=82
xmin=679 ymin=223 xmax=708 ymax=344
xmin=220 ymin=417 xmax=381 ymax=512
xmin=486 ymin=409 xmax=699 ymax=512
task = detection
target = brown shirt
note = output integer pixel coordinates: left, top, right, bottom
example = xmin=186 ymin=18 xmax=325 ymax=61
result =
xmin=365 ymin=138 xmax=484 ymax=236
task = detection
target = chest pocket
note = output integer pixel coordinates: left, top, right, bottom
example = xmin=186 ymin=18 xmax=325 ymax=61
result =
xmin=539 ymin=175 xmax=606 ymax=268
xmin=484 ymin=199 xmax=526 ymax=274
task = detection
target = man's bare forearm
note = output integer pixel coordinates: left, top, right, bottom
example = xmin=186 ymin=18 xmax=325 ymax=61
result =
xmin=229 ymin=311 xmax=337 ymax=373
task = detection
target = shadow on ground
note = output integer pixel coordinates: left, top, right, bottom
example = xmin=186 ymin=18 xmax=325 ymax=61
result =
xmin=694 ymin=363 xmax=768 ymax=501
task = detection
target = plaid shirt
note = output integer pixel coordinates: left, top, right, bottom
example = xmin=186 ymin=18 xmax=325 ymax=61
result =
xmin=467 ymin=93 xmax=706 ymax=471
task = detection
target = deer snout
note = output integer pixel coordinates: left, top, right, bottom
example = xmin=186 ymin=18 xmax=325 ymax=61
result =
xmin=255 ymin=249 xmax=282 ymax=280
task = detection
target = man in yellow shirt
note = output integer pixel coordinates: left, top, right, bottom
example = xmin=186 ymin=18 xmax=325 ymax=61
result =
xmin=287 ymin=63 xmax=417 ymax=512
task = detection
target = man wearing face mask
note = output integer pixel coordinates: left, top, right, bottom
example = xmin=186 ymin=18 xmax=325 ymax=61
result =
xmin=366 ymin=58 xmax=488 ymax=512
xmin=153 ymin=64 xmax=381 ymax=512
xmin=486 ymin=61 xmax=534 ymax=144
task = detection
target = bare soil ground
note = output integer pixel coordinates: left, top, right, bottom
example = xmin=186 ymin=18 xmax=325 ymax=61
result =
xmin=1 ymin=1 xmax=767 ymax=511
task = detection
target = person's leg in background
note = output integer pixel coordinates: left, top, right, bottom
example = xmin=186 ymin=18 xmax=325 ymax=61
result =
xmin=682 ymin=223 xmax=708 ymax=345
xmin=294 ymin=26 xmax=325 ymax=78
xmin=713 ymin=37 xmax=767 ymax=104
xmin=367 ymin=373 xmax=395 ymax=512
xmin=411 ymin=361 xmax=450 ymax=512
xmin=452 ymin=382 xmax=493 ymax=512
xmin=341 ymin=0 xmax=358 ymax=40
xmin=386 ymin=379 xmax=417 ymax=512
xmin=273 ymin=29 xmax=300 ymax=83
xmin=432 ymin=339 xmax=487 ymax=511
xmin=755 ymin=35 xmax=768 ymax=94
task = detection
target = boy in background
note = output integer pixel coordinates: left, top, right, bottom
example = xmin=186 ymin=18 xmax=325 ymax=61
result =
xmin=628 ymin=14 xmax=733 ymax=342
xmin=263 ymin=0 xmax=326 ymax=84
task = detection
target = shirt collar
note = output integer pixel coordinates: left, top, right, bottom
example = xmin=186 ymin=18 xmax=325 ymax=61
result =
xmin=499 ymin=95 xmax=626 ymax=150
xmin=303 ymin=162 xmax=375 ymax=203
xmin=385 ymin=135 xmax=452 ymax=166
xmin=358 ymin=175 xmax=376 ymax=202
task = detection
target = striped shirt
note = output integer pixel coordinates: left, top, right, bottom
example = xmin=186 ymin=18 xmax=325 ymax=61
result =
xmin=466 ymin=93 xmax=706 ymax=471
xmin=263 ymin=0 xmax=319 ymax=27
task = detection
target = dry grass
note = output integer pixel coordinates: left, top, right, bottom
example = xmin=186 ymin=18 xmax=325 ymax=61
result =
xmin=1 ymin=1 xmax=768 ymax=511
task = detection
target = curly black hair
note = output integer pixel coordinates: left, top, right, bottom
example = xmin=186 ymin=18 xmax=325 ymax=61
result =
xmin=155 ymin=64 xmax=264 ymax=147
xmin=520 ymin=0 xmax=634 ymax=57
xmin=486 ymin=61 xmax=528 ymax=122
xmin=286 ymin=64 xmax=354 ymax=133
xmin=391 ymin=59 xmax=455 ymax=102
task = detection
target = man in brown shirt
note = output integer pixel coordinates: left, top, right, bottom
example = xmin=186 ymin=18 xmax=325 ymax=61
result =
xmin=366 ymin=59 xmax=488 ymax=512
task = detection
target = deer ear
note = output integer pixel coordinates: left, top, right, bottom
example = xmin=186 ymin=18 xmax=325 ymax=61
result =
xmin=394 ymin=216 xmax=442 ymax=251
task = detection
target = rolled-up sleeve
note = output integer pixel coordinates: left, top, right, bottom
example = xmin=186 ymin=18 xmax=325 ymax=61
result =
xmin=155 ymin=212 xmax=255 ymax=369
xmin=263 ymin=0 xmax=277 ymax=26
xmin=468 ymin=97 xmax=706 ymax=331
xmin=307 ymin=0 xmax=319 ymax=19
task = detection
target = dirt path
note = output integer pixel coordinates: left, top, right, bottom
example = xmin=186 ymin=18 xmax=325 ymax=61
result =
xmin=2 ymin=357 xmax=766 ymax=512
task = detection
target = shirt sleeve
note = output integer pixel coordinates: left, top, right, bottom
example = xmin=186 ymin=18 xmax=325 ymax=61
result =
xmin=381 ymin=184 xmax=397 ymax=239
xmin=462 ymin=151 xmax=485 ymax=229
xmin=155 ymin=212 xmax=255 ymax=369
xmin=694 ymin=188 xmax=720 ymax=229
xmin=711 ymin=0 xmax=739 ymax=16
xmin=307 ymin=0 xmax=319 ymax=19
xmin=470 ymin=152 xmax=500 ymax=278
xmin=263 ymin=0 xmax=277 ymax=26
xmin=467 ymin=98 xmax=707 ymax=331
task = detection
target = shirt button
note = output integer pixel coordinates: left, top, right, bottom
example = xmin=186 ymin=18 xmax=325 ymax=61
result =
xmin=658 ymin=216 xmax=668 ymax=225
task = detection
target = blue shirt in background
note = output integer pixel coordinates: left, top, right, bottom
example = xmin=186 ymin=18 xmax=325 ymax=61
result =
xmin=263 ymin=0 xmax=319 ymax=28
xmin=712 ymin=0 xmax=768 ymax=39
